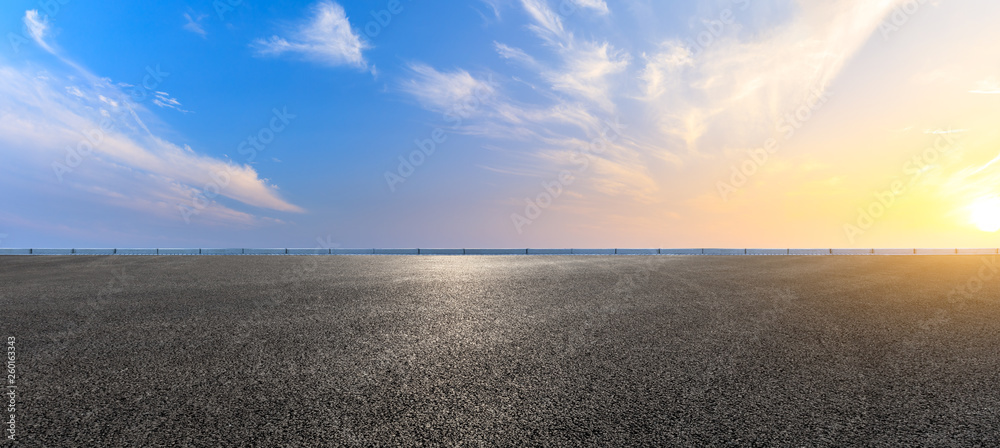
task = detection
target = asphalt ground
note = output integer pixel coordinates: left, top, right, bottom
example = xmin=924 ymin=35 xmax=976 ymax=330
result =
xmin=2 ymin=255 xmax=1000 ymax=447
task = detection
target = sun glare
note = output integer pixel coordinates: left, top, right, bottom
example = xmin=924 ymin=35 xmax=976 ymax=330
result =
xmin=970 ymin=197 xmax=1000 ymax=232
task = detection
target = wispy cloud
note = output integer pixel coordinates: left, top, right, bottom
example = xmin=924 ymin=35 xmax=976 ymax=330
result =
xmin=23 ymin=10 xmax=53 ymax=52
xmin=480 ymin=0 xmax=503 ymax=21
xmin=183 ymin=12 xmax=208 ymax=38
xmin=515 ymin=0 xmax=630 ymax=111
xmin=495 ymin=42 xmax=541 ymax=70
xmin=0 ymin=11 xmax=302 ymax=226
xmin=520 ymin=0 xmax=567 ymax=41
xmin=400 ymin=63 xmax=497 ymax=113
xmin=970 ymin=77 xmax=1000 ymax=94
xmin=543 ymin=41 xmax=630 ymax=111
xmin=572 ymin=0 xmax=610 ymax=15
xmin=639 ymin=0 xmax=911 ymax=151
xmin=0 ymin=67 xmax=303 ymax=220
xmin=252 ymin=1 xmax=368 ymax=68
xmin=924 ymin=129 xmax=968 ymax=135
xmin=397 ymin=0 xmax=666 ymax=207
xmin=399 ymin=0 xmax=913 ymax=217
xmin=152 ymin=91 xmax=190 ymax=113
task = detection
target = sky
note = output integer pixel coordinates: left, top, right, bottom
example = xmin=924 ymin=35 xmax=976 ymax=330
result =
xmin=1 ymin=0 xmax=999 ymax=249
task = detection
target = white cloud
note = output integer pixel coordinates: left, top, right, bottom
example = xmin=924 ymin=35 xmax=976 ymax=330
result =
xmin=183 ymin=12 xmax=208 ymax=38
xmin=572 ymin=0 xmax=610 ymax=15
xmin=0 ymin=64 xmax=302 ymax=225
xmin=252 ymin=1 xmax=368 ymax=68
xmin=520 ymin=0 xmax=567 ymax=42
xmin=481 ymin=0 xmax=503 ymax=20
xmin=638 ymin=42 xmax=693 ymax=98
xmin=20 ymin=10 xmax=93 ymax=77
xmin=401 ymin=63 xmax=497 ymax=113
xmin=970 ymin=77 xmax=1000 ymax=94
xmin=513 ymin=0 xmax=631 ymax=111
xmin=399 ymin=0 xmax=915 ymax=213
xmin=152 ymin=91 xmax=190 ymax=113
xmin=924 ymin=129 xmax=968 ymax=135
xmin=400 ymin=0 xmax=659 ymax=205
xmin=543 ymin=41 xmax=630 ymax=111
xmin=24 ymin=10 xmax=54 ymax=53
xmin=495 ymin=42 xmax=540 ymax=69
xmin=639 ymin=0 xmax=911 ymax=151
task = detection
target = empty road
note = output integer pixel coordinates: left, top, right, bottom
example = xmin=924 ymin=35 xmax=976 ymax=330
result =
xmin=2 ymin=255 xmax=999 ymax=446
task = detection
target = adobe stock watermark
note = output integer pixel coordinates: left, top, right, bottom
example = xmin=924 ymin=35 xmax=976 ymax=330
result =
xmin=178 ymin=107 xmax=295 ymax=223
xmin=949 ymin=255 xmax=1000 ymax=303
xmin=282 ymin=235 xmax=339 ymax=287
xmin=921 ymin=254 xmax=1000 ymax=330
xmin=683 ymin=0 xmax=750 ymax=58
xmin=52 ymin=65 xmax=171 ymax=182
xmin=384 ymin=75 xmax=498 ymax=192
xmin=361 ymin=0 xmax=412 ymax=39
xmin=511 ymin=117 xmax=626 ymax=234
xmin=7 ymin=1 xmax=72 ymax=53
xmin=843 ymin=130 xmax=961 ymax=244
xmin=213 ymin=0 xmax=246 ymax=21
xmin=878 ymin=0 xmax=931 ymax=40
xmin=717 ymin=87 xmax=831 ymax=200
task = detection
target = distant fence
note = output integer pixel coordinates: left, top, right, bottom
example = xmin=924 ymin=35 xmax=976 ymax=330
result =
xmin=1 ymin=248 xmax=997 ymax=256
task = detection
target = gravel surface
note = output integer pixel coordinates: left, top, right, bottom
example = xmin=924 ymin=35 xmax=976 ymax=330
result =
xmin=2 ymin=255 xmax=999 ymax=446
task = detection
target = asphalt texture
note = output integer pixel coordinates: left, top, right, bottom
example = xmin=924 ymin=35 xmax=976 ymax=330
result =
xmin=2 ymin=255 xmax=1000 ymax=447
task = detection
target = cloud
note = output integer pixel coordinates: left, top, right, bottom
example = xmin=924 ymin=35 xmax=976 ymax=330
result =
xmin=520 ymin=0 xmax=567 ymax=41
xmin=514 ymin=0 xmax=630 ymax=111
xmin=398 ymin=0 xmax=914 ymax=215
xmin=480 ymin=0 xmax=503 ymax=21
xmin=0 ymin=21 xmax=303 ymax=226
xmin=543 ymin=41 xmax=630 ymax=111
xmin=183 ymin=12 xmax=208 ymax=38
xmin=970 ymin=77 xmax=1000 ymax=94
xmin=639 ymin=0 xmax=911 ymax=151
xmin=0 ymin=67 xmax=304 ymax=217
xmin=401 ymin=63 xmax=497 ymax=113
xmin=252 ymin=1 xmax=368 ymax=68
xmin=638 ymin=42 xmax=693 ymax=99
xmin=495 ymin=42 xmax=541 ymax=69
xmin=152 ymin=91 xmax=190 ymax=113
xmin=23 ymin=10 xmax=54 ymax=53
xmin=21 ymin=10 xmax=94 ymax=77
xmin=572 ymin=0 xmax=610 ymax=15
xmin=399 ymin=0 xmax=662 ymax=206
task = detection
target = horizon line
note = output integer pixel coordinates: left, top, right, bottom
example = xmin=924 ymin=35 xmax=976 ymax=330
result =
xmin=2 ymin=248 xmax=999 ymax=256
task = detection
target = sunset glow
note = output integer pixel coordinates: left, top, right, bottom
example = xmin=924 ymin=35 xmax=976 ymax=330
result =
xmin=970 ymin=197 xmax=1000 ymax=232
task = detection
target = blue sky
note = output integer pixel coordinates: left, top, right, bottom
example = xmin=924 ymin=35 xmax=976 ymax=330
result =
xmin=2 ymin=0 xmax=1000 ymax=248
